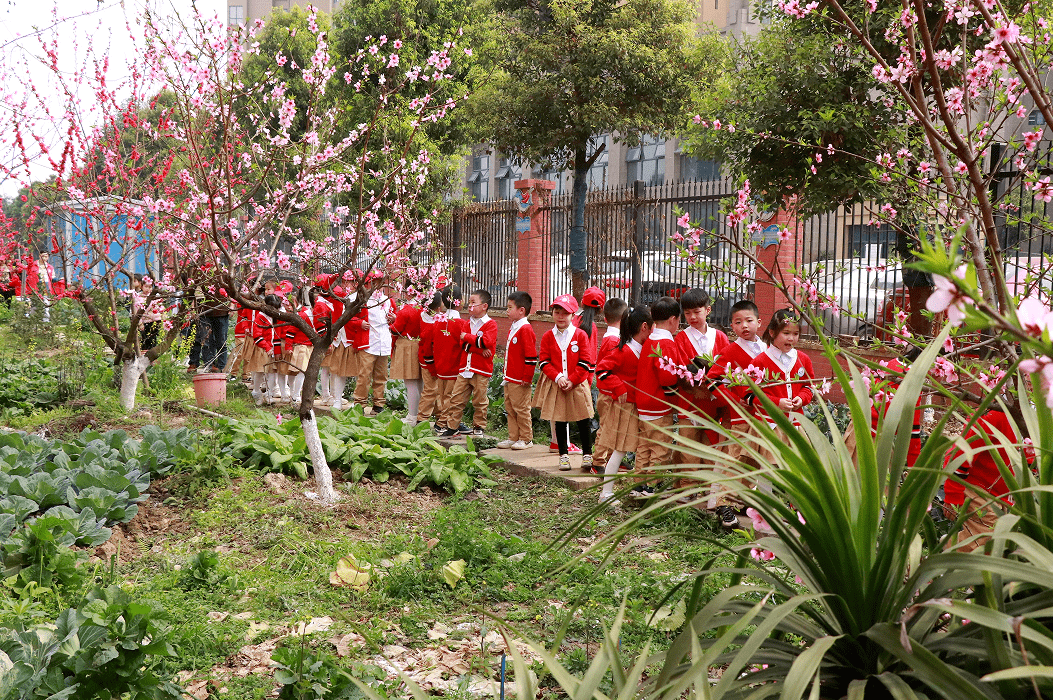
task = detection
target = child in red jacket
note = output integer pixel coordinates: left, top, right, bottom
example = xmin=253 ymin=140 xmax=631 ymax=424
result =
xmin=749 ymin=309 xmax=814 ymax=422
xmin=532 ymin=294 xmax=595 ymax=471
xmin=497 ymin=291 xmax=537 ymax=450
xmin=633 ymin=296 xmax=682 ymax=495
xmin=439 ymin=289 xmax=498 ymax=438
xmin=595 ymin=306 xmax=651 ymax=503
xmin=430 ymin=284 xmax=466 ymax=428
xmin=391 ymin=290 xmax=424 ymax=425
xmin=674 ymin=289 xmax=730 ymax=468
xmin=417 ymin=292 xmax=445 ymax=422
xmin=704 ymin=299 xmax=767 ymax=525
xmin=592 ymin=297 xmax=628 ymax=471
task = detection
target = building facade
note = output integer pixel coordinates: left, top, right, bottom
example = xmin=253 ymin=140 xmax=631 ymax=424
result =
xmin=227 ymin=0 xmax=339 ymax=27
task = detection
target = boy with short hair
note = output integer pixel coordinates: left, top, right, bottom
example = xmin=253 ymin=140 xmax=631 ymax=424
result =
xmin=704 ymin=299 xmax=767 ymax=526
xmin=592 ymin=297 xmax=629 ymax=471
xmin=497 ymin=291 xmax=537 ymax=450
xmin=675 ymin=289 xmax=731 ymax=465
xmin=632 ymin=296 xmax=683 ymax=496
xmin=439 ymin=289 xmax=498 ymax=438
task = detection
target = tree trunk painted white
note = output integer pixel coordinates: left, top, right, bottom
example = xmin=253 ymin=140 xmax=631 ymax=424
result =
xmin=119 ymin=354 xmax=151 ymax=412
xmin=302 ymin=411 xmax=338 ymax=503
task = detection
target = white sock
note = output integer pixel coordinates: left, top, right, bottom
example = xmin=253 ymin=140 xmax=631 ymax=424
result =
xmin=600 ymin=450 xmax=626 ymax=500
xmin=292 ymin=373 xmax=306 ymax=400
xmin=267 ymin=373 xmax=279 ymax=394
xmin=252 ymin=372 xmax=265 ymax=395
xmin=406 ymin=379 xmax=422 ymax=420
xmin=319 ymin=368 xmax=331 ymax=399
xmin=331 ymin=376 xmax=346 ymax=406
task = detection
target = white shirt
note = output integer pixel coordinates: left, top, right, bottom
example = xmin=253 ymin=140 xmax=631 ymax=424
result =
xmin=627 ymin=338 xmax=643 ymax=358
xmin=552 ymin=325 xmax=575 ymax=382
xmin=506 ymin=317 xmax=529 ymax=354
xmin=602 ymin=325 xmax=619 ymax=340
xmin=461 ymin=314 xmax=492 ymax=378
xmin=365 ymin=292 xmax=393 ymax=356
xmin=735 ymin=336 xmax=767 ymax=358
xmin=682 ymin=325 xmax=717 ymax=358
xmin=648 ymin=328 xmax=675 ymax=342
xmin=765 ymin=346 xmax=798 ymax=399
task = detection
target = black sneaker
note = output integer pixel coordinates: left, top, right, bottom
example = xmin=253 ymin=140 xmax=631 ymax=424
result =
xmin=630 ymin=485 xmax=655 ymax=499
xmin=471 ymin=427 xmax=485 ymax=436
xmin=715 ymin=506 xmax=739 ymax=528
xmin=456 ymin=423 xmax=472 ymax=435
xmin=372 ymin=406 xmax=385 ymax=415
xmin=437 ymin=427 xmax=459 ymax=439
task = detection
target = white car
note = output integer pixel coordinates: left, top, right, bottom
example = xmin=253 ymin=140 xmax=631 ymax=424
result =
xmin=810 ymin=261 xmax=903 ymax=337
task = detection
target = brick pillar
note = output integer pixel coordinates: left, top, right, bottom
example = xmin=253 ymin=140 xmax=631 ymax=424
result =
xmin=753 ymin=205 xmax=799 ymax=324
xmin=514 ymin=179 xmax=556 ymax=311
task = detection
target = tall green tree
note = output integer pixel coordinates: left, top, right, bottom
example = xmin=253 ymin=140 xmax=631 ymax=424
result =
xmin=477 ymin=0 xmax=701 ymax=296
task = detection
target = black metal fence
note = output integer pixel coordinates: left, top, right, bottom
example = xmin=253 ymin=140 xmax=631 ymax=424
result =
xmin=435 ymin=167 xmax=1053 ymax=334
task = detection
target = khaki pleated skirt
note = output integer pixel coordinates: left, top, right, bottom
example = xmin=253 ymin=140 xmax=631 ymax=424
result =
xmin=288 ymin=344 xmax=311 ymax=373
xmin=596 ymin=400 xmax=639 ymax=452
xmin=532 ymin=376 xmax=594 ymax=422
xmin=328 ymin=345 xmax=359 ymax=377
xmin=241 ymin=337 xmax=269 ymax=375
xmin=390 ymin=339 xmax=421 ymax=380
xmin=277 ymin=347 xmax=295 ymax=375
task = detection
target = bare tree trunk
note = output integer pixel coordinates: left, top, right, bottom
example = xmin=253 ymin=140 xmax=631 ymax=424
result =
xmin=119 ymin=354 xmax=151 ymax=412
xmin=300 ymin=343 xmax=338 ymax=503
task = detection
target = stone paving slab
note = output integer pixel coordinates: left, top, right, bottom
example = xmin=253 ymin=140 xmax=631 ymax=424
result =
xmin=433 ymin=435 xmax=602 ymax=491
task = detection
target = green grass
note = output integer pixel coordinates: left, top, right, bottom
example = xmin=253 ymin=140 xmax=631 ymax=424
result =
xmin=0 ymin=318 xmax=744 ymax=698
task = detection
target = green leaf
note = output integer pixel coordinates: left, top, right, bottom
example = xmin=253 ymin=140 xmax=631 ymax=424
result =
xmin=442 ymin=559 xmax=466 ymax=588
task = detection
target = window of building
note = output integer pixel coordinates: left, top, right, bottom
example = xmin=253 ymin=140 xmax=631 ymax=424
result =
xmin=679 ymin=155 xmax=722 ymax=182
xmin=625 ymin=135 xmax=666 ymax=186
xmin=847 ymin=223 xmax=896 ymax=259
xmin=228 ymin=4 xmax=245 ymax=26
xmin=495 ymin=157 xmax=522 ymax=200
xmin=468 ymin=152 xmax=490 ymax=201
xmin=1030 ymin=109 xmax=1046 ymax=125
xmin=587 ymin=135 xmax=610 ymax=189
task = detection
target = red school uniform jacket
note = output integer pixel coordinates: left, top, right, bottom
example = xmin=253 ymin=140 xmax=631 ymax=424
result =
xmin=431 ymin=312 xmax=466 ymax=380
xmin=351 ymin=304 xmax=371 ymax=350
xmin=418 ymin=311 xmax=436 ymax=367
xmin=538 ymin=326 xmax=594 ymax=387
xmin=596 ymin=341 xmax=642 ymax=403
xmin=392 ymin=304 xmax=423 ymax=340
xmin=253 ymin=312 xmax=283 ymax=356
xmin=944 ymin=409 xmax=1018 ymax=508
xmin=597 ymin=328 xmax=621 ymax=367
xmin=460 ymin=316 xmax=499 ymax=377
xmin=635 ymin=328 xmax=682 ymax=421
xmin=871 ymin=358 xmax=923 ymax=469
xmin=705 ymin=338 xmax=768 ymax=424
xmin=234 ymin=306 xmax=253 ymax=339
xmin=503 ymin=320 xmax=538 ymax=385
xmin=675 ymin=325 xmax=730 ymax=420
xmin=284 ymin=307 xmax=316 ymax=347
xmin=747 ymin=347 xmax=815 ymax=418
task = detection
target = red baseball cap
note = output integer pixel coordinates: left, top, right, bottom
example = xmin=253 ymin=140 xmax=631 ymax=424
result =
xmin=314 ymin=273 xmax=335 ymax=291
xmin=551 ymin=294 xmax=579 ymax=314
xmin=582 ymin=286 xmax=606 ymax=309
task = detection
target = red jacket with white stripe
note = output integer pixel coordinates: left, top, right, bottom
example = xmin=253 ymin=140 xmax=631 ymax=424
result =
xmin=431 ymin=313 xmax=466 ymax=380
xmin=253 ymin=313 xmax=283 ymax=356
xmin=597 ymin=329 xmax=621 ymax=367
xmin=596 ymin=341 xmax=641 ymax=402
xmin=676 ymin=326 xmax=731 ymax=420
xmin=538 ymin=326 xmax=594 ymax=387
xmin=503 ymin=320 xmax=538 ymax=385
xmin=748 ymin=347 xmax=815 ymax=419
xmin=459 ymin=316 xmax=498 ymax=377
xmin=705 ymin=339 xmax=767 ymax=424
xmin=635 ymin=329 xmax=682 ymax=420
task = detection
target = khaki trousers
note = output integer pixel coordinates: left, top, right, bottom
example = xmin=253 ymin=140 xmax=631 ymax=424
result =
xmin=593 ymin=393 xmax=614 ymax=466
xmin=444 ymin=373 xmax=490 ymax=430
xmin=504 ymin=382 xmax=533 ymax=443
xmin=353 ymin=352 xmax=389 ymax=406
xmin=434 ymin=378 xmax=458 ymax=423
xmin=418 ymin=368 xmax=439 ymax=418
xmin=635 ymin=413 xmax=674 ymax=482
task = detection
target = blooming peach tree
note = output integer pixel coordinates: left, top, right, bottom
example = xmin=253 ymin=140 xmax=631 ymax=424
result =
xmin=0 ymin=5 xmax=462 ymax=502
